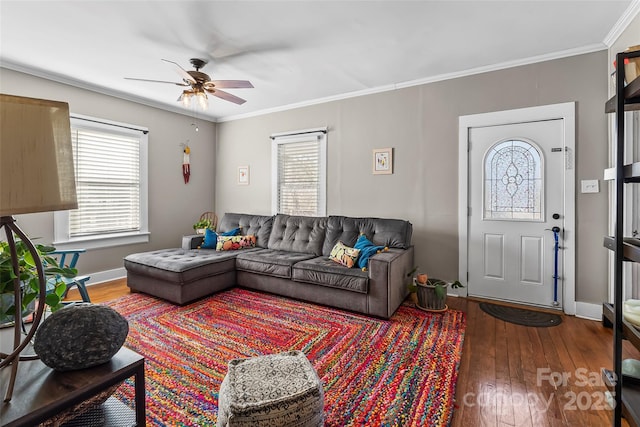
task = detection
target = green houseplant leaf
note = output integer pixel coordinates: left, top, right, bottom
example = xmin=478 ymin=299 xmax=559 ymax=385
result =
xmin=0 ymin=239 xmax=77 ymax=322
xmin=193 ymin=218 xmax=213 ymax=231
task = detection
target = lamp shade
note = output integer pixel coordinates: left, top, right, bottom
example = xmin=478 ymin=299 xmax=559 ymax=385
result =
xmin=0 ymin=94 xmax=77 ymax=215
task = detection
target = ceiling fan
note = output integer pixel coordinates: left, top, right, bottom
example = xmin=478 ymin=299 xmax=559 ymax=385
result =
xmin=125 ymin=58 xmax=253 ymax=108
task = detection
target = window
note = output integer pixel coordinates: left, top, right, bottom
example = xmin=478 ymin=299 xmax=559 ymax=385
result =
xmin=483 ymin=139 xmax=543 ymax=221
xmin=54 ymin=115 xmax=149 ymax=249
xmin=271 ymin=129 xmax=327 ymax=216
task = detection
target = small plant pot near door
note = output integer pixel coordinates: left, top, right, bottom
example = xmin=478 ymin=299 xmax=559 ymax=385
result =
xmin=416 ymin=278 xmax=449 ymax=312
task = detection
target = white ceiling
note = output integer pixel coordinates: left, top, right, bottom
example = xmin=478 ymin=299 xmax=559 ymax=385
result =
xmin=0 ymin=1 xmax=635 ymax=122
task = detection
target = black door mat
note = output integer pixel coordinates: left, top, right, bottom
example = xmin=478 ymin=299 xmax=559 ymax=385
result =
xmin=479 ymin=302 xmax=562 ymax=327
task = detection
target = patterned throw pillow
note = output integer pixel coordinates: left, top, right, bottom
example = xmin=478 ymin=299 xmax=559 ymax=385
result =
xmin=329 ymin=241 xmax=361 ymax=268
xmin=216 ymin=235 xmax=256 ymax=251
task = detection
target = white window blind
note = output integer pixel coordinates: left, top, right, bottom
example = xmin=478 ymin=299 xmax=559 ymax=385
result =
xmin=272 ymin=129 xmax=327 ymax=216
xmin=54 ymin=115 xmax=149 ymax=250
xmin=70 ymin=128 xmax=141 ymax=236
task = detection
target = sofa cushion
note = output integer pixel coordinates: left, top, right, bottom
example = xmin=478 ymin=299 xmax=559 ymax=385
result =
xmin=218 ymin=213 xmax=274 ymax=249
xmin=292 ymin=257 xmax=369 ymax=293
xmin=236 ymin=249 xmax=316 ymax=278
xmin=322 ymin=216 xmax=413 ymax=256
xmin=328 ymin=241 xmax=360 ymax=269
xmin=124 ymin=248 xmax=241 ymax=283
xmin=267 ymin=214 xmax=327 ymax=256
xmin=217 ymin=235 xmax=257 ymax=251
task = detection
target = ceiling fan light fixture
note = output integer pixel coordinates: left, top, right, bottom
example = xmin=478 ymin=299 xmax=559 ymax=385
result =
xmin=178 ymin=88 xmax=207 ymax=110
xmin=196 ymin=91 xmax=208 ymax=110
xmin=178 ymin=89 xmax=193 ymax=108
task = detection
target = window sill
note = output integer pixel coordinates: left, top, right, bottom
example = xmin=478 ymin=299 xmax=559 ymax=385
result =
xmin=53 ymin=232 xmax=150 ymax=251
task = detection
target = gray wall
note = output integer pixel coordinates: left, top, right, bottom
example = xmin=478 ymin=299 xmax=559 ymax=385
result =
xmin=0 ymin=68 xmax=216 ymax=276
xmin=216 ymin=51 xmax=609 ymax=304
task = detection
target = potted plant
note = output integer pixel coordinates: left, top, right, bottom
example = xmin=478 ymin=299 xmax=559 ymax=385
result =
xmin=0 ymin=240 xmax=77 ymax=325
xmin=407 ymin=267 xmax=463 ymax=311
xmin=193 ymin=218 xmax=213 ymax=234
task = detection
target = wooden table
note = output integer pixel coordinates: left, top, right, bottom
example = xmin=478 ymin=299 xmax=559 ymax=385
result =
xmin=0 ymin=346 xmax=145 ymax=426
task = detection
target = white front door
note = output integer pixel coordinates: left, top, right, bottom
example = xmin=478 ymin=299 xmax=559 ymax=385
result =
xmin=468 ymin=119 xmax=565 ymax=308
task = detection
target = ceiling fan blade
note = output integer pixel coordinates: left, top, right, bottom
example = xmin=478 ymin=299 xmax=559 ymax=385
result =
xmin=161 ymin=59 xmax=196 ymax=84
xmin=206 ymin=80 xmax=254 ymax=89
xmin=206 ymin=88 xmax=246 ymax=105
xmin=124 ymin=77 xmax=189 ymax=86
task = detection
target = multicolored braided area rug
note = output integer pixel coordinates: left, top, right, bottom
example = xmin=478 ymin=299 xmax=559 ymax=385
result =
xmin=106 ymin=288 xmax=466 ymax=426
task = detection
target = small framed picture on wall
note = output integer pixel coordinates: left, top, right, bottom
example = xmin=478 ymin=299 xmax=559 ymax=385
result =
xmin=372 ymin=148 xmax=393 ymax=175
xmin=238 ymin=165 xmax=250 ymax=185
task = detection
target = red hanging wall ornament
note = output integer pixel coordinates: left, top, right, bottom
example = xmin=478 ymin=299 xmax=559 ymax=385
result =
xmin=182 ymin=144 xmax=191 ymax=184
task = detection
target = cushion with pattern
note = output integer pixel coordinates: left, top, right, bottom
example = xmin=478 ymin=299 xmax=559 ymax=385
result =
xmin=216 ymin=234 xmax=256 ymax=251
xmin=329 ymin=241 xmax=360 ymax=268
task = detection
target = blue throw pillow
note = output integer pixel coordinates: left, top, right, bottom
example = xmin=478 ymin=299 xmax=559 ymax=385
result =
xmin=201 ymin=228 xmax=218 ymax=249
xmin=201 ymin=227 xmax=241 ymax=249
xmin=354 ymin=234 xmax=386 ymax=270
xmin=223 ymin=227 xmax=241 ymax=236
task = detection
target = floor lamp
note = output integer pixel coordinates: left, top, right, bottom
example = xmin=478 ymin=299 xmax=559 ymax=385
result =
xmin=0 ymin=94 xmax=77 ymax=402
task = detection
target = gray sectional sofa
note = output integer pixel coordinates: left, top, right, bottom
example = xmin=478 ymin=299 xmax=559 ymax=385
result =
xmin=124 ymin=213 xmax=414 ymax=318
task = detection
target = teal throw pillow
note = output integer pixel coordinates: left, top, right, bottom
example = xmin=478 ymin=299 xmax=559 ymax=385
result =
xmin=222 ymin=227 xmax=241 ymax=237
xmin=354 ymin=234 xmax=386 ymax=270
xmin=201 ymin=228 xmax=218 ymax=249
xmin=201 ymin=227 xmax=241 ymax=249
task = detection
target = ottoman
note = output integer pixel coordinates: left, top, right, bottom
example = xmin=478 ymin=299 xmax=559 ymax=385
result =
xmin=217 ymin=351 xmax=324 ymax=427
xmin=124 ymin=248 xmax=239 ymax=305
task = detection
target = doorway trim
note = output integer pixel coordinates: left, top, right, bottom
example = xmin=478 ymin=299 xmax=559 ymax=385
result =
xmin=458 ymin=102 xmax=576 ymax=315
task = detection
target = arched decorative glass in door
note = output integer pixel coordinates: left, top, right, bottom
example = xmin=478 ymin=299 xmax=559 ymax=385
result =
xmin=483 ymin=139 xmax=544 ymax=221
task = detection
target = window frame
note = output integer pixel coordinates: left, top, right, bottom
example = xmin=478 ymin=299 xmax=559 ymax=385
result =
xmin=271 ymin=128 xmax=327 ymax=217
xmin=53 ymin=114 xmax=149 ymax=250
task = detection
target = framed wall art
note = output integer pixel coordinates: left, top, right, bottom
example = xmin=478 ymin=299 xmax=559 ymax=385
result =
xmin=372 ymin=148 xmax=393 ymax=175
xmin=238 ymin=165 xmax=250 ymax=185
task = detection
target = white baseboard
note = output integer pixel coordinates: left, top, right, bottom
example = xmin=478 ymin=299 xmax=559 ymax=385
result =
xmin=575 ymin=302 xmax=603 ymax=321
xmin=85 ymin=267 xmax=126 ymax=286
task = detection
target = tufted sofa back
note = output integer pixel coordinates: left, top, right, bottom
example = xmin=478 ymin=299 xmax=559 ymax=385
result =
xmin=218 ymin=213 xmax=274 ymax=248
xmin=322 ymin=216 xmax=413 ymax=256
xmin=267 ymin=214 xmax=327 ymax=256
xmin=218 ymin=213 xmax=412 ymax=256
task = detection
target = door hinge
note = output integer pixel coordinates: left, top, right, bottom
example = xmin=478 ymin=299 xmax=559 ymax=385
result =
xmin=468 ymin=207 xmax=471 ymax=216
xmin=467 ymin=271 xmax=469 ymax=281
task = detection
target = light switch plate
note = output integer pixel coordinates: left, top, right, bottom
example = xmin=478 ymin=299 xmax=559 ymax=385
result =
xmin=581 ymin=179 xmax=599 ymax=193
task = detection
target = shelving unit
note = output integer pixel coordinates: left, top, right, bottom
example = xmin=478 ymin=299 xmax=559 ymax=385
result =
xmin=603 ymin=237 xmax=640 ymax=262
xmin=605 ymin=73 xmax=640 ymax=113
xmin=602 ymin=49 xmax=640 ymax=427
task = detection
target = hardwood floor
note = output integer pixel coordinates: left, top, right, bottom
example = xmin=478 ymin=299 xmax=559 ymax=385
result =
xmin=69 ymin=281 xmax=639 ymax=426
xmin=447 ymin=297 xmax=638 ymax=427
xmin=66 ymin=278 xmax=129 ymax=303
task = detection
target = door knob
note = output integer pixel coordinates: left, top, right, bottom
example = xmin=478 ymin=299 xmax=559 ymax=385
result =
xmin=552 ymin=226 xmax=561 ymax=233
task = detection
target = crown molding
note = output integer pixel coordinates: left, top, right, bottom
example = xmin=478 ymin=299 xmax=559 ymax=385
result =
xmin=219 ymin=43 xmax=606 ymax=122
xmin=603 ymin=0 xmax=640 ymax=47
